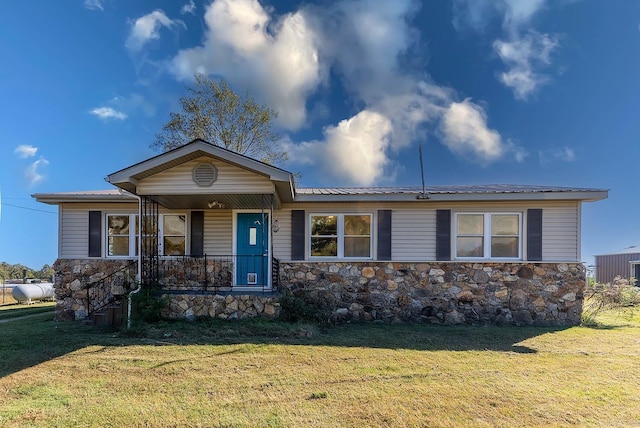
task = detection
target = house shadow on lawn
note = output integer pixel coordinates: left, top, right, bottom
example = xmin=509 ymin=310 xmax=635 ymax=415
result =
xmin=0 ymin=315 xmax=595 ymax=379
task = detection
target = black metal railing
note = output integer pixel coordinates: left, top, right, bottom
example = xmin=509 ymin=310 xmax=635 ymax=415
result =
xmin=85 ymin=260 xmax=137 ymax=317
xmin=271 ymin=257 xmax=280 ymax=289
xmin=154 ymin=255 xmax=271 ymax=292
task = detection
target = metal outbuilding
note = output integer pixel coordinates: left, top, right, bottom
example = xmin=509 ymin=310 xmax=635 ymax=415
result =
xmin=594 ymin=246 xmax=640 ymax=284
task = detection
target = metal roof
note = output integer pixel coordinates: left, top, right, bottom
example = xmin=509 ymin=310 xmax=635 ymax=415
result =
xmin=33 ymin=190 xmax=136 ymax=204
xmin=595 ymin=246 xmax=640 ymax=257
xmin=294 ymin=184 xmax=608 ymax=202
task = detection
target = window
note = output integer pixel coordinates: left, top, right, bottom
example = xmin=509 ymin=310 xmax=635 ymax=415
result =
xmin=161 ymin=214 xmax=186 ymax=256
xmin=455 ymin=213 xmax=521 ymax=259
xmin=107 ymin=214 xmax=138 ymax=257
xmin=106 ymin=213 xmax=186 ymax=257
xmin=310 ymin=214 xmax=371 ymax=258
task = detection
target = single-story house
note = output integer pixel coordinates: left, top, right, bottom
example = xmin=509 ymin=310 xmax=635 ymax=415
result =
xmin=34 ymin=139 xmax=607 ymax=325
xmin=594 ymin=246 xmax=640 ymax=284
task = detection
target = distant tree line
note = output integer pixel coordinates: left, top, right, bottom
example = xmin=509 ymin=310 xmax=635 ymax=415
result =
xmin=0 ymin=262 xmax=55 ymax=282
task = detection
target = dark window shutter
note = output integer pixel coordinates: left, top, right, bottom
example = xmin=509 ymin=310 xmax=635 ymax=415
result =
xmin=190 ymin=211 xmax=204 ymax=256
xmin=527 ymin=209 xmax=543 ymax=261
xmin=377 ymin=210 xmax=392 ymax=260
xmin=291 ymin=210 xmax=305 ymax=260
xmin=436 ymin=209 xmax=451 ymax=261
xmin=88 ymin=211 xmax=102 ymax=257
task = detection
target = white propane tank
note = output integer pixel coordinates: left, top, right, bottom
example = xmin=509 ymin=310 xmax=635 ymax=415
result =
xmin=12 ymin=282 xmax=55 ymax=304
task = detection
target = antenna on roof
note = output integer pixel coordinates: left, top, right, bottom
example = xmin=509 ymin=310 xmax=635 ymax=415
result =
xmin=417 ymin=145 xmax=430 ymax=200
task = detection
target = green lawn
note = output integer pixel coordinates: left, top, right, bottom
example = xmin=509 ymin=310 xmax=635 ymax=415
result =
xmin=1 ymin=310 xmax=639 ymax=427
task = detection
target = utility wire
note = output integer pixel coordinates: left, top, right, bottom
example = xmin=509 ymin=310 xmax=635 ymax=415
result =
xmin=0 ymin=202 xmax=56 ymax=214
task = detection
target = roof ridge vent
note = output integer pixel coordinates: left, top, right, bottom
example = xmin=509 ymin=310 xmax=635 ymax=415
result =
xmin=193 ymin=162 xmax=218 ymax=187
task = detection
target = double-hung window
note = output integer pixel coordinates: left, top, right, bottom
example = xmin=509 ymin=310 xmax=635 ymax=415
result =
xmin=310 ymin=214 xmax=371 ymax=258
xmin=106 ymin=213 xmax=186 ymax=257
xmin=455 ymin=212 xmax=521 ymax=259
xmin=107 ymin=214 xmax=138 ymax=257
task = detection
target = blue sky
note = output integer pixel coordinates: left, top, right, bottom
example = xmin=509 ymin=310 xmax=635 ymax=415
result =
xmin=0 ymin=0 xmax=638 ymax=269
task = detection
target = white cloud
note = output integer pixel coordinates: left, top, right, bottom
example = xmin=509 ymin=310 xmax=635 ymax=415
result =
xmin=83 ymin=0 xmax=104 ymax=11
xmin=170 ymin=0 xmax=515 ymax=184
xmin=453 ymin=0 xmax=560 ymax=100
xmin=181 ymin=0 xmax=196 ymax=15
xmin=494 ymin=32 xmax=558 ymax=99
xmin=25 ymin=158 xmax=49 ymax=187
xmin=14 ymin=145 xmax=38 ymax=158
xmin=89 ymin=107 xmax=127 ymax=120
xmin=126 ymin=10 xmax=184 ymax=52
xmin=440 ymin=100 xmax=505 ymax=163
xmin=539 ymin=146 xmax=575 ymax=165
xmin=286 ymin=110 xmax=392 ymax=186
xmin=171 ymin=0 xmax=323 ymax=130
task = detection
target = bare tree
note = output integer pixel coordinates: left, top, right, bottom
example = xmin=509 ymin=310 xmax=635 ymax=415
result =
xmin=152 ymin=74 xmax=286 ymax=165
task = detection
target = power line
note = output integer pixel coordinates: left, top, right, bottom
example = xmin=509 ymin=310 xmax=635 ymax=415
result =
xmin=0 ymin=202 xmax=56 ymax=214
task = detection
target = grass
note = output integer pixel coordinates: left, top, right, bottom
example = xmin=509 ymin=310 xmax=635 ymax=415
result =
xmin=1 ymin=312 xmax=640 ymax=427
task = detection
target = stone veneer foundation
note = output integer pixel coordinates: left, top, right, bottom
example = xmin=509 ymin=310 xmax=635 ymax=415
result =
xmin=54 ymin=259 xmax=585 ymax=326
xmin=278 ymin=261 xmax=586 ymax=326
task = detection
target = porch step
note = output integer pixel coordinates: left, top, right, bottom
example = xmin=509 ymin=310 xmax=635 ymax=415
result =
xmin=90 ymin=302 xmax=126 ymax=327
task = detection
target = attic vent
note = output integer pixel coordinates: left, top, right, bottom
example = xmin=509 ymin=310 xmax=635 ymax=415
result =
xmin=192 ymin=163 xmax=218 ymax=187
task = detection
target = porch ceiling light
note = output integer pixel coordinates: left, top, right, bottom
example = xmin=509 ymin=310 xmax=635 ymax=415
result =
xmin=208 ymin=201 xmax=226 ymax=209
xmin=193 ymin=162 xmax=218 ymax=187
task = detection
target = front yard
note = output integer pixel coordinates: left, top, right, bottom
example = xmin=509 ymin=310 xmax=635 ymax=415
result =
xmin=1 ymin=309 xmax=639 ymax=427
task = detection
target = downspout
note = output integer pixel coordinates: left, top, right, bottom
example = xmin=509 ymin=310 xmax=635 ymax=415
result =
xmin=120 ymin=189 xmax=142 ymax=329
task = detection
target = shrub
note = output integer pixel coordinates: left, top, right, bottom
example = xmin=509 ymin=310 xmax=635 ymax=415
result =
xmin=131 ymin=287 xmax=169 ymax=323
xmin=582 ymin=277 xmax=640 ymax=326
xmin=279 ymin=292 xmax=334 ymax=326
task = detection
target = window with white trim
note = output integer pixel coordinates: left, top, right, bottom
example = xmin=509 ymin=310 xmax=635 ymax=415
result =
xmin=106 ymin=213 xmax=186 ymax=257
xmin=106 ymin=214 xmax=138 ymax=257
xmin=455 ymin=212 xmax=521 ymax=259
xmin=160 ymin=214 xmax=186 ymax=256
xmin=310 ymin=214 xmax=371 ymax=258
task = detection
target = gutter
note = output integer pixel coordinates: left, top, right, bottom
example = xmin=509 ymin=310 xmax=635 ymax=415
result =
xmin=119 ymin=189 xmax=143 ymax=329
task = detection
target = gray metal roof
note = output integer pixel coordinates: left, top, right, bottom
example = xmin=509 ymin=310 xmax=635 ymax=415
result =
xmin=33 ymin=189 xmax=136 ymax=204
xmin=595 ymin=246 xmax=640 ymax=257
xmin=295 ymin=184 xmax=608 ymax=202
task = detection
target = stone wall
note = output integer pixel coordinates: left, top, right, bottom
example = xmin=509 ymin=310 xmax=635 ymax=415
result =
xmin=278 ymin=262 xmax=586 ymax=326
xmin=162 ymin=294 xmax=280 ymax=320
xmin=53 ymin=259 xmax=137 ymax=321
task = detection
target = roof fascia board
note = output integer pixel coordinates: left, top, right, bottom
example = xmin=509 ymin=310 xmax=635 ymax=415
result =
xmin=106 ymin=140 xmax=291 ymax=185
xmin=33 ymin=194 xmax=136 ymax=205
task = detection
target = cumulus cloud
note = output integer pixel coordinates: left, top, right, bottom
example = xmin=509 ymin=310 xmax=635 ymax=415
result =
xmin=90 ymin=107 xmax=127 ymax=120
xmin=171 ymin=0 xmax=323 ymax=130
xmin=440 ymin=100 xmax=504 ymax=163
xmin=25 ymin=158 xmax=49 ymax=187
xmin=14 ymin=145 xmax=38 ymax=158
xmin=181 ymin=0 xmax=196 ymax=15
xmin=126 ymin=10 xmax=184 ymax=52
xmin=83 ymin=0 xmax=104 ymax=11
xmin=169 ymin=0 xmax=516 ymax=185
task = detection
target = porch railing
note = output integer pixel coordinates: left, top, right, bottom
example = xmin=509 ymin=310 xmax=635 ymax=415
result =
xmin=154 ymin=255 xmax=273 ymax=292
xmin=85 ymin=260 xmax=137 ymax=318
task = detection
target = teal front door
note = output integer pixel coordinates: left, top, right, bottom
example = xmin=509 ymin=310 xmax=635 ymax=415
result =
xmin=236 ymin=213 xmax=268 ymax=287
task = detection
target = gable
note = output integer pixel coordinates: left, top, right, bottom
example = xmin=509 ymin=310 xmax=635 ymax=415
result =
xmin=136 ymin=156 xmax=275 ymax=196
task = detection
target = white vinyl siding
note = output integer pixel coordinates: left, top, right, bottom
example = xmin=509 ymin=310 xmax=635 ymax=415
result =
xmin=542 ymin=204 xmax=579 ymax=261
xmin=392 ymin=209 xmax=436 ymax=260
xmin=203 ymin=210 xmax=233 ymax=254
xmin=137 ymin=157 xmax=275 ymax=195
xmin=272 ymin=209 xmax=291 ymax=260
xmin=60 ymin=206 xmax=89 ymax=258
